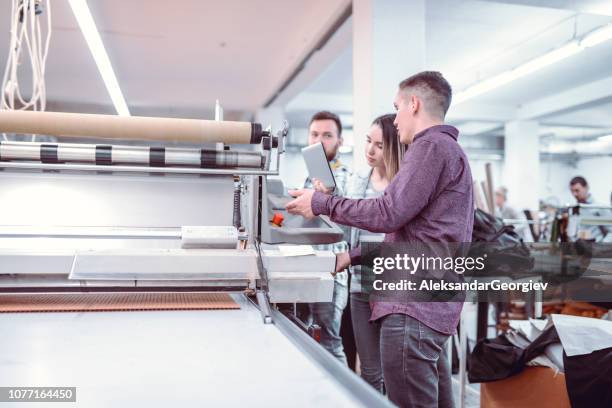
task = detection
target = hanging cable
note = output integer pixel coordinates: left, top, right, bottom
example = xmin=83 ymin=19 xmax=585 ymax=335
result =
xmin=1 ymin=0 xmax=52 ymax=141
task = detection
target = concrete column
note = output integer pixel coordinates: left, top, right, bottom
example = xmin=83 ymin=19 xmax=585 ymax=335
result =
xmin=503 ymin=120 xmax=540 ymax=211
xmin=352 ymin=0 xmax=426 ymax=170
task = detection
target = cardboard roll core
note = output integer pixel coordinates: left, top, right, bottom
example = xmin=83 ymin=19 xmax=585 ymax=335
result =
xmin=0 ymin=110 xmax=264 ymax=144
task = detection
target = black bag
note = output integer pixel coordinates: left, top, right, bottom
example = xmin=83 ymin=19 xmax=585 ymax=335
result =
xmin=470 ymin=326 xmax=612 ymax=408
xmin=472 ymin=208 xmax=519 ymax=244
xmin=564 ymin=346 xmax=612 ymax=408
xmin=469 ymin=209 xmax=534 ymax=277
xmin=467 ymin=335 xmax=525 ymax=382
xmin=468 ymin=326 xmax=560 ymax=383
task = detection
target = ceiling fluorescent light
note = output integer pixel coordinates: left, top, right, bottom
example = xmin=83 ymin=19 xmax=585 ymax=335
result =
xmin=511 ymin=41 xmax=582 ymax=78
xmin=68 ymin=0 xmax=130 ymax=116
xmin=454 ymin=23 xmax=612 ymax=105
xmin=581 ymin=24 xmax=612 ymax=48
xmin=454 ymin=41 xmax=582 ymax=104
xmin=453 ymin=72 xmax=515 ymax=104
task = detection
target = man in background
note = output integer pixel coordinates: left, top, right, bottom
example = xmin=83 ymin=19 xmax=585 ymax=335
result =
xmin=495 ymin=187 xmax=519 ymax=220
xmin=495 ymin=186 xmax=532 ymax=240
xmin=301 ymin=111 xmax=351 ymax=364
xmin=570 ymin=176 xmax=592 ymax=205
xmin=569 ymin=176 xmax=609 ymax=241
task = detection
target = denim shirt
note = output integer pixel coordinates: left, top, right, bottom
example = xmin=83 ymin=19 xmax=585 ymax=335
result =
xmin=577 ymin=195 xmax=610 ymax=242
xmin=345 ymin=168 xmax=385 ymax=295
xmin=305 ymin=157 xmax=351 ymax=284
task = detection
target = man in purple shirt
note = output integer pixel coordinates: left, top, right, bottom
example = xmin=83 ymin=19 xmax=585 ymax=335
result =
xmin=287 ymin=71 xmax=473 ymax=408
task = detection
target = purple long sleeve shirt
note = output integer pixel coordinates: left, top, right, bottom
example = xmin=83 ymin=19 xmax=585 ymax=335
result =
xmin=311 ymin=125 xmax=474 ymax=334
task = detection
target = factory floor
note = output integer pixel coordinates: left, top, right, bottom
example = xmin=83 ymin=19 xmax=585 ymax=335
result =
xmin=351 ymin=360 xmax=481 ymax=406
xmin=453 ymin=375 xmax=481 ymax=407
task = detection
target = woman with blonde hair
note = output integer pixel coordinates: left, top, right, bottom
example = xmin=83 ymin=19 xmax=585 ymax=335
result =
xmin=345 ymin=114 xmax=405 ymax=392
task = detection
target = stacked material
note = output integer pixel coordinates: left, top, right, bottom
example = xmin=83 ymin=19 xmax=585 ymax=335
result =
xmin=470 ymin=315 xmax=612 ymax=408
xmin=0 ymin=293 xmax=240 ymax=313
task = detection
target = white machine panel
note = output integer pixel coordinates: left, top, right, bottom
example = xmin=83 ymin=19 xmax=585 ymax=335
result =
xmin=69 ymin=248 xmax=259 ymax=281
xmin=262 ymin=249 xmax=335 ymax=272
xmin=0 ymin=171 xmax=235 ymax=228
xmin=262 ymin=249 xmax=336 ymax=302
xmin=180 ymin=226 xmax=238 ymax=249
xmin=268 ymin=271 xmax=334 ymax=303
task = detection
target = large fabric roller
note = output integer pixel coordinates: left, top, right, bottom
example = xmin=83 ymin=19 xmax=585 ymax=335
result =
xmin=0 ymin=110 xmax=264 ymax=144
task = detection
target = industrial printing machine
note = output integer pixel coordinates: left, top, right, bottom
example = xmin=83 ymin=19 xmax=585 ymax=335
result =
xmin=0 ymin=110 xmax=391 ymax=407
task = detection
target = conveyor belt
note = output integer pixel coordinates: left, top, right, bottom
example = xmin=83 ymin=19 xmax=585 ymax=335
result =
xmin=0 ymin=292 xmax=239 ymax=313
xmin=0 ymin=294 xmax=391 ymax=407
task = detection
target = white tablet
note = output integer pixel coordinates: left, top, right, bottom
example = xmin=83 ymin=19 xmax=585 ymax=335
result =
xmin=301 ymin=143 xmax=336 ymax=191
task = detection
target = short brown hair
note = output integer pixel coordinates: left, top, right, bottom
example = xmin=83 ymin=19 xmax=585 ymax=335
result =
xmin=570 ymin=176 xmax=588 ymax=187
xmin=398 ymin=71 xmax=452 ymax=119
xmin=309 ymin=111 xmax=342 ymax=138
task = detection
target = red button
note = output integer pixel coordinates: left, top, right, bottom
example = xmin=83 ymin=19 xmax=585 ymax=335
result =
xmin=271 ymin=212 xmax=284 ymax=227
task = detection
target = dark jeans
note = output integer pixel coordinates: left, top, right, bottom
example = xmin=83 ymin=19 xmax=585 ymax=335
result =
xmin=350 ymin=294 xmax=384 ymax=393
xmin=380 ymin=313 xmax=453 ymax=408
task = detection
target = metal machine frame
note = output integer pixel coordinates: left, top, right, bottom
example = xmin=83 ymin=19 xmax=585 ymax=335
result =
xmin=0 ymin=117 xmax=395 ymax=406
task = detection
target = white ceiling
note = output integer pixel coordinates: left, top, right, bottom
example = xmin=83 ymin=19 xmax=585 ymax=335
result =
xmin=0 ymin=0 xmax=350 ymax=118
xmin=303 ymin=43 xmax=353 ymax=96
xmin=1 ymin=0 xmax=611 ymax=153
xmin=284 ymin=0 xmax=612 ymax=154
xmin=300 ymin=0 xmax=612 ymax=100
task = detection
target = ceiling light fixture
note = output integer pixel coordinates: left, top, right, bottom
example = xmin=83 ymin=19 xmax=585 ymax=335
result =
xmin=598 ymin=134 xmax=612 ymax=143
xmin=454 ymin=24 xmax=612 ymax=105
xmin=67 ymin=0 xmax=130 ymax=116
xmin=581 ymin=24 xmax=612 ymax=48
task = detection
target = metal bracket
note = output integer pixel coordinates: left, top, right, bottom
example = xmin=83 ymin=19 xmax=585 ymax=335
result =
xmin=256 ymin=290 xmax=273 ymax=324
xmin=253 ymin=238 xmax=273 ymax=324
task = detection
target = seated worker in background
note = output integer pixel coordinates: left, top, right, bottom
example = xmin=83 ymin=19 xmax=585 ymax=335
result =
xmin=315 ymin=113 xmax=404 ymax=392
xmin=495 ymin=187 xmax=519 ymax=220
xmin=301 ymin=111 xmax=351 ymax=364
xmin=569 ymin=176 xmax=610 ymax=242
xmin=287 ymin=71 xmax=473 ymax=408
xmin=495 ymin=186 xmax=532 ymax=241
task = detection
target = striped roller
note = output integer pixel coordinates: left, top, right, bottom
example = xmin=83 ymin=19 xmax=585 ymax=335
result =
xmin=0 ymin=141 xmax=264 ymax=169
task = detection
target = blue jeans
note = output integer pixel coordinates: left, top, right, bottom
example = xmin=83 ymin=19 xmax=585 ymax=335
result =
xmin=305 ymin=275 xmax=349 ymax=365
xmin=380 ymin=313 xmax=453 ymax=408
xmin=350 ymin=294 xmax=383 ymax=393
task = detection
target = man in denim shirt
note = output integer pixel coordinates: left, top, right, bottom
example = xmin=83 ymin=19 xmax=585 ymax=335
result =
xmin=288 ymin=73 xmax=473 ymax=407
xmin=569 ymin=176 xmax=610 ymax=241
xmin=301 ymin=111 xmax=351 ymax=364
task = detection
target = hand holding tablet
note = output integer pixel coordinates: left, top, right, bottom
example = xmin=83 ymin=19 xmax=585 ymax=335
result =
xmin=301 ymin=142 xmax=336 ymax=193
